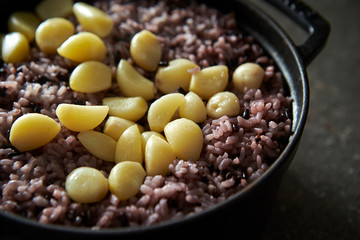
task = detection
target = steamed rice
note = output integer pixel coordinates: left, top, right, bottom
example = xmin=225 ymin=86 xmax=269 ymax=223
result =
xmin=0 ymin=0 xmax=292 ymax=228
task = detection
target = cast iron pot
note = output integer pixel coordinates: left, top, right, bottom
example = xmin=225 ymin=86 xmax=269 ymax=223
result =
xmin=0 ymin=0 xmax=330 ymax=239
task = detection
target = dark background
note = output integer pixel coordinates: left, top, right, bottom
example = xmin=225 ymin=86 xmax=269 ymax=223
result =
xmin=260 ymin=0 xmax=360 ymax=239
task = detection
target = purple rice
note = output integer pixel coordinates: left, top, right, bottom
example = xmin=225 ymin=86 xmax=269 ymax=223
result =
xmin=0 ymin=0 xmax=292 ymax=228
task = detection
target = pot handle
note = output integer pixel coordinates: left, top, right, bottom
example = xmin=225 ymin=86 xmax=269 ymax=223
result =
xmin=264 ymin=0 xmax=330 ymax=66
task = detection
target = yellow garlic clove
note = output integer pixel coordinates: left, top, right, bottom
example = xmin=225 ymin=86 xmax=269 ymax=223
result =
xmin=189 ymin=65 xmax=229 ymax=100
xmin=2 ymin=32 xmax=30 ymax=64
xmin=8 ymin=11 xmax=41 ymax=41
xmin=65 ymin=167 xmax=108 ymax=203
xmin=130 ymin=30 xmax=162 ymax=72
xmin=179 ymin=91 xmax=207 ymax=123
xmin=56 ymin=104 xmax=109 ymax=132
xmin=164 ymin=118 xmax=203 ymax=162
xmin=103 ymin=116 xmax=144 ymax=141
xmin=9 ymin=113 xmax=61 ymax=152
xmin=116 ymin=59 xmax=155 ymax=101
xmin=35 ymin=0 xmax=73 ymax=20
xmin=73 ymin=2 xmax=114 ymax=38
xmin=115 ymin=125 xmax=143 ymax=164
xmin=77 ymin=130 xmax=117 ymax=162
xmin=69 ymin=61 xmax=112 ymax=93
xmin=147 ymin=93 xmax=185 ymax=132
xmin=206 ymin=91 xmax=240 ymax=118
xmin=35 ymin=17 xmax=75 ymax=54
xmin=232 ymin=63 xmax=264 ymax=93
xmin=57 ymin=32 xmax=107 ymax=62
xmin=108 ymin=161 xmax=146 ymax=201
xmin=140 ymin=131 xmax=166 ymax=154
xmin=145 ymin=135 xmax=176 ymax=176
xmin=155 ymin=58 xmax=199 ymax=94
xmin=103 ymin=96 xmax=148 ymax=122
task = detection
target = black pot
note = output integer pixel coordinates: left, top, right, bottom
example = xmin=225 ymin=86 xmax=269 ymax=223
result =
xmin=0 ymin=0 xmax=330 ymax=239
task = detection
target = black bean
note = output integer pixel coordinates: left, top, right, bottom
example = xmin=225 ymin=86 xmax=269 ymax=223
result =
xmin=35 ymin=75 xmax=51 ymax=85
xmin=0 ymin=68 xmax=7 ymax=77
xmin=208 ymin=164 xmax=215 ymax=172
xmin=158 ymin=60 xmax=169 ymax=67
xmin=210 ymin=60 xmax=217 ymax=66
xmin=29 ymin=102 xmax=41 ymax=113
xmin=242 ymin=109 xmax=250 ymax=119
xmin=227 ymin=57 xmax=235 ymax=68
xmin=225 ymin=172 xmax=233 ymax=179
xmin=116 ymin=33 xmax=132 ymax=42
xmin=56 ymin=73 xmax=69 ymax=82
xmin=74 ymin=216 xmax=83 ymax=226
xmin=73 ymin=99 xmax=86 ymax=105
xmin=1 ymin=143 xmax=13 ymax=149
xmin=177 ymin=86 xmax=187 ymax=95
xmin=114 ymin=50 xmax=121 ymax=64
xmin=118 ymin=212 xmax=129 ymax=227
xmin=232 ymin=123 xmax=239 ymax=132
xmin=0 ymin=86 xmax=7 ymax=97
xmin=167 ymin=199 xmax=178 ymax=208
xmin=224 ymin=29 xmax=234 ymax=36
xmin=5 ymin=132 xmax=13 ymax=143
xmin=4 ymin=143 xmax=22 ymax=157
xmin=16 ymin=66 xmax=23 ymax=73
xmin=201 ymin=175 xmax=209 ymax=184
xmin=7 ymin=151 xmax=23 ymax=158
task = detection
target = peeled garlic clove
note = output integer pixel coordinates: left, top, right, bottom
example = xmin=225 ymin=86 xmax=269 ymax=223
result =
xmin=103 ymin=96 xmax=148 ymax=122
xmin=9 ymin=113 xmax=61 ymax=152
xmin=56 ymin=104 xmax=109 ymax=132
xmin=147 ymin=93 xmax=185 ymax=132
xmin=232 ymin=63 xmax=264 ymax=92
xmin=115 ymin=125 xmax=143 ymax=164
xmin=69 ymin=61 xmax=112 ymax=93
xmin=57 ymin=32 xmax=107 ymax=62
xmin=155 ymin=58 xmax=199 ymax=94
xmin=65 ymin=167 xmax=108 ymax=203
xmin=164 ymin=118 xmax=203 ymax=162
xmin=2 ymin=32 xmax=30 ymax=64
xmin=189 ymin=65 xmax=229 ymax=100
xmin=116 ymin=59 xmax=155 ymax=101
xmin=73 ymin=2 xmax=114 ymax=38
xmin=141 ymin=131 xmax=166 ymax=154
xmin=130 ymin=30 xmax=162 ymax=72
xmin=206 ymin=91 xmax=240 ymax=118
xmin=179 ymin=91 xmax=207 ymax=123
xmin=8 ymin=11 xmax=41 ymax=41
xmin=103 ymin=116 xmax=144 ymax=141
xmin=35 ymin=17 xmax=75 ymax=54
xmin=78 ymin=130 xmax=116 ymax=162
xmin=145 ymin=135 xmax=176 ymax=176
xmin=108 ymin=161 xmax=146 ymax=201
xmin=35 ymin=0 xmax=73 ymax=20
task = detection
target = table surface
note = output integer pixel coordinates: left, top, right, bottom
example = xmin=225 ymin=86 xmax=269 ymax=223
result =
xmin=1 ymin=1 xmax=359 ymax=239
xmin=262 ymin=0 xmax=360 ymax=239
